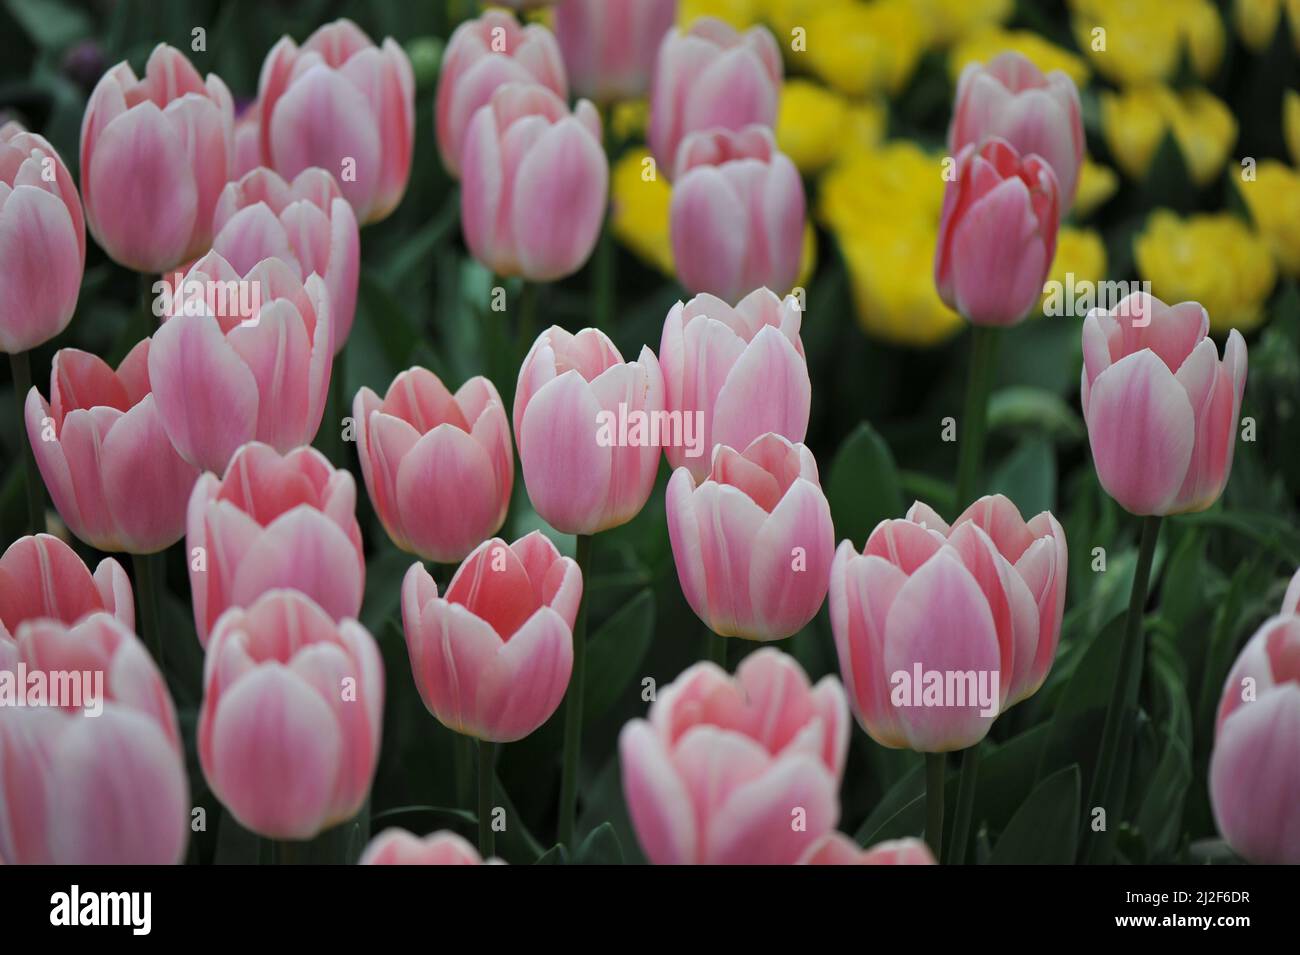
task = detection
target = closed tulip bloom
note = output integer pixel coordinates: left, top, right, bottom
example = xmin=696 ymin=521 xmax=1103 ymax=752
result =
xmin=258 ymin=19 xmax=414 ymax=224
xmin=800 ymin=833 xmax=937 ymax=865
xmin=461 ymin=83 xmax=607 ymax=281
xmin=667 ymin=434 xmax=833 ymax=641
xmin=554 ymin=0 xmax=678 ymax=103
xmin=435 ymin=9 xmax=567 ymax=178
xmin=186 ymin=441 xmax=364 ymax=646
xmin=360 ymin=828 xmax=496 ymax=865
xmin=0 ymin=534 xmax=133 ymax=641
xmin=231 ymin=101 xmax=263 ymax=178
xmin=0 ymin=613 xmax=189 ymax=864
xmin=949 ymin=51 xmax=1084 ymax=214
xmin=212 ymin=167 xmax=360 ymax=354
xmin=354 ymin=368 xmax=513 ymax=564
xmin=660 ymin=288 xmax=810 ymax=481
xmin=935 ymin=137 xmax=1060 ymax=326
xmin=149 ymin=251 xmax=332 ymax=474
xmin=649 ymin=17 xmax=783 ymax=180
xmin=199 ymin=590 xmax=383 ymax=840
xmin=401 ymin=532 xmax=581 ymax=742
xmin=80 ymin=44 xmax=234 ymax=273
xmin=514 ymin=326 xmax=664 ymax=534
xmin=24 ymin=342 xmax=200 ymax=554
xmin=670 ymin=125 xmax=805 ymax=305
xmin=619 ymin=649 xmax=848 ymax=865
xmin=1082 ymin=292 xmax=1247 ymax=515
xmin=829 ymin=496 xmax=1067 ymax=752
xmin=0 ymin=123 xmax=84 ymax=353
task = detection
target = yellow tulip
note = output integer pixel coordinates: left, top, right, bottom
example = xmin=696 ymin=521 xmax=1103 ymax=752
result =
xmin=1169 ymin=88 xmax=1238 ymax=187
xmin=1234 ymin=0 xmax=1283 ymax=51
xmin=1100 ymin=86 xmax=1172 ymax=182
xmin=949 ymin=27 xmax=1090 ymax=88
xmin=678 ymin=0 xmax=762 ymax=29
xmin=803 ymin=0 xmax=929 ymax=97
xmin=1073 ymin=0 xmax=1222 ymax=84
xmin=1074 ymin=157 xmax=1119 ymax=219
xmin=1184 ymin=1 xmax=1226 ymax=79
xmin=1101 ymin=86 xmax=1237 ymax=187
xmin=777 ymin=80 xmax=884 ymax=175
xmin=609 ymin=148 xmax=675 ymax=278
xmin=1239 ymin=159 xmax=1300 ymax=277
xmin=1285 ymin=90 xmax=1300 ymax=167
xmin=1040 ymin=228 xmax=1108 ymax=312
xmin=917 ymin=0 xmax=1013 ymax=48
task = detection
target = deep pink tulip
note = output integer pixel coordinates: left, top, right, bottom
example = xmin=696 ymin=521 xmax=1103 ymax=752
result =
xmin=232 ymin=101 xmax=263 ymax=179
xmin=0 ymin=534 xmax=132 ymax=641
xmin=1082 ymin=293 xmax=1247 ymax=516
xmin=149 ymin=251 xmax=332 ymax=474
xmin=648 ymin=17 xmax=782 ymax=180
xmin=800 ymin=833 xmax=936 ymax=865
xmin=401 ymin=532 xmax=581 ymax=742
xmin=198 ymin=590 xmax=383 ymax=840
xmin=829 ymin=496 xmax=1067 ymax=752
xmin=186 ymin=441 xmax=364 ymax=646
xmin=360 ymin=828 xmax=496 ymax=865
xmin=666 ymin=434 xmax=833 ymax=641
xmin=355 ymin=368 xmax=512 ymax=564
xmin=514 ymin=325 xmax=664 ymax=534
xmin=949 ymin=51 xmax=1084 ymax=214
xmin=670 ymin=125 xmax=804 ymax=305
xmin=461 ymin=83 xmax=607 ymax=281
xmin=0 ymin=122 xmax=84 ymax=353
xmin=0 ymin=613 xmax=188 ymax=864
xmin=435 ymin=9 xmax=567 ymax=178
xmin=258 ymin=19 xmax=414 ymax=224
xmin=24 ymin=342 xmax=199 ymax=554
xmin=80 ymin=44 xmax=234 ymax=273
xmin=212 ymin=166 xmax=360 ymax=354
xmin=554 ymin=0 xmax=678 ymax=103
xmin=935 ymin=138 xmax=1060 ymax=326
xmin=619 ymin=649 xmax=848 ymax=864
xmin=660 ymin=288 xmax=810 ymax=481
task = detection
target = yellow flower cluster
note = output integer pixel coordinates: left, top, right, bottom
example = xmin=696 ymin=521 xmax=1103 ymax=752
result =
xmin=1069 ymin=0 xmax=1225 ymax=85
xmin=1233 ymin=0 xmax=1300 ymax=53
xmin=1101 ymin=86 xmax=1237 ymax=187
xmin=1239 ymin=160 xmax=1300 ymax=277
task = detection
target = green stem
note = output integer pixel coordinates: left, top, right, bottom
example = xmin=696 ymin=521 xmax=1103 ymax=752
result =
xmin=925 ymin=752 xmax=945 ymax=862
xmin=274 ymin=840 xmax=305 ymax=865
xmin=516 ymin=281 xmax=538 ymax=359
xmin=319 ymin=350 xmax=346 ymax=467
xmin=706 ymin=628 xmax=728 ymax=669
xmin=594 ymin=226 xmax=614 ymax=331
xmin=946 ymin=743 xmax=980 ymax=864
xmin=953 ymin=325 xmax=1000 ymax=515
xmin=557 ymin=533 xmax=594 ymax=849
xmin=454 ymin=731 xmax=474 ymax=811
xmin=478 ymin=739 xmax=496 ymax=858
xmin=132 ymin=551 xmax=163 ymax=670
xmin=8 ymin=350 xmax=44 ymax=534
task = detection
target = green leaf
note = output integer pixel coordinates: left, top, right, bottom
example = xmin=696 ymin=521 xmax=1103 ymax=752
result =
xmin=574 ymin=822 xmax=624 ymax=865
xmin=989 ymin=764 xmax=1080 ymax=864
xmin=988 ymin=437 xmax=1055 ymax=516
xmin=1134 ymin=735 xmax=1191 ymax=862
xmin=827 ymin=421 xmax=904 ymax=548
xmin=534 ymin=844 xmax=569 ymax=865
xmin=5 ymin=0 xmax=91 ymax=50
xmin=583 ymin=589 xmax=654 ymax=723
xmin=987 ymin=386 xmax=1084 ymax=444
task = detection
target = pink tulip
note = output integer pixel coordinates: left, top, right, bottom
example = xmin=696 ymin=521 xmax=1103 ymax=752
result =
xmin=829 ymin=496 xmax=1067 ymax=752
xmin=435 ymin=9 xmax=567 ymax=178
xmin=198 ymin=589 xmax=383 ymax=840
xmin=24 ymin=342 xmax=200 ymax=554
xmin=149 ymin=250 xmax=331 ymax=474
xmin=0 ymin=533 xmax=132 ymax=641
xmin=514 ymin=325 xmax=664 ymax=534
xmin=0 ymin=122 xmax=84 ymax=353
xmin=554 ymin=0 xmax=678 ymax=103
xmin=354 ymin=368 xmax=512 ymax=564
xmin=800 ymin=833 xmax=937 ymax=865
xmin=660 ymin=288 xmax=810 ymax=481
xmin=212 ymin=166 xmax=359 ymax=354
xmin=619 ymin=648 xmax=848 ymax=864
xmin=232 ymin=101 xmax=263 ymax=178
xmin=648 ymin=17 xmax=782 ymax=180
xmin=1082 ymin=293 xmax=1248 ymax=516
xmin=935 ymin=137 xmax=1060 ymax=326
xmin=80 ymin=44 xmax=234 ymax=273
xmin=258 ymin=19 xmax=414 ymax=224
xmin=949 ymin=51 xmax=1084 ymax=214
xmin=360 ymin=828 xmax=496 ymax=865
xmin=401 ymin=532 xmax=581 ymax=742
xmin=0 ymin=613 xmax=188 ymax=864
xmin=186 ymin=441 xmax=364 ymax=647
xmin=666 ymin=434 xmax=833 ymax=641
xmin=669 ymin=125 xmax=804 ymax=305
xmin=461 ymin=83 xmax=607 ymax=281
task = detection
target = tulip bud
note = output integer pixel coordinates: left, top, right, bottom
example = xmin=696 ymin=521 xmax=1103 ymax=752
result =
xmin=554 ymin=0 xmax=678 ymax=103
xmin=361 ymin=828 xmax=497 ymax=865
xmin=231 ymin=101 xmax=263 ymax=178
xmin=0 ymin=533 xmax=133 ymax=641
xmin=800 ymin=833 xmax=937 ymax=865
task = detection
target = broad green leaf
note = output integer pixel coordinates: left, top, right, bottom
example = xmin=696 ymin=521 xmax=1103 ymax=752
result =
xmin=584 ymin=589 xmax=654 ymax=723
xmin=989 ymin=764 xmax=1080 ymax=864
xmin=827 ymin=421 xmax=904 ymax=548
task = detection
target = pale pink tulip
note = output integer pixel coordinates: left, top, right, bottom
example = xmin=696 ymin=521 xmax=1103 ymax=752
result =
xmin=670 ymin=125 xmax=804 ymax=305
xmin=461 ymin=83 xmax=607 ymax=281
xmin=0 ymin=122 xmax=84 ymax=353
xmin=0 ymin=534 xmax=132 ymax=641
xmin=212 ymin=166 xmax=359 ymax=354
xmin=80 ymin=44 xmax=234 ymax=272
xmin=360 ymin=828 xmax=496 ymax=865
xmin=401 ymin=532 xmax=581 ymax=742
xmin=554 ymin=0 xmax=678 ymax=103
xmin=258 ymin=19 xmax=414 ymax=224
xmin=186 ymin=441 xmax=364 ymax=646
xmin=354 ymin=367 xmax=512 ymax=564
xmin=232 ymin=101 xmax=263 ymax=178
xmin=949 ymin=51 xmax=1084 ymax=214
xmin=935 ymin=137 xmax=1060 ymax=326
xmin=435 ymin=9 xmax=567 ymax=178
xmin=666 ymin=434 xmax=833 ymax=641
xmin=199 ymin=590 xmax=383 ymax=840
xmin=1082 ymin=292 xmax=1247 ymax=516
xmin=0 ymin=613 xmax=188 ymax=864
xmin=619 ymin=649 xmax=848 ymax=864
xmin=514 ymin=325 xmax=664 ymax=534
xmin=24 ymin=342 xmax=200 ymax=554
xmin=659 ymin=288 xmax=810 ymax=481
xmin=648 ymin=17 xmax=782 ymax=180
xmin=149 ymin=250 xmax=332 ymax=474
xmin=800 ymin=833 xmax=936 ymax=865
xmin=829 ymin=496 xmax=1067 ymax=752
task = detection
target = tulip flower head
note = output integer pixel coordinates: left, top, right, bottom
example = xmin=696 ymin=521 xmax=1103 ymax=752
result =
xmin=800 ymin=833 xmax=937 ymax=865
xmin=554 ymin=0 xmax=678 ymax=103
xmin=361 ymin=828 xmax=498 ymax=865
xmin=0 ymin=534 xmax=133 ymax=641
